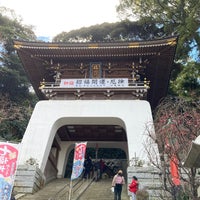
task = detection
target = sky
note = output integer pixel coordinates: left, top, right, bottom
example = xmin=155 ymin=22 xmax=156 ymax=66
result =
xmin=0 ymin=0 xmax=120 ymax=39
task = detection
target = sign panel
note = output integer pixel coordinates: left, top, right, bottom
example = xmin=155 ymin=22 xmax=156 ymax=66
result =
xmin=0 ymin=142 xmax=18 ymax=200
xmin=60 ymin=78 xmax=128 ymax=88
xmin=71 ymin=142 xmax=87 ymax=180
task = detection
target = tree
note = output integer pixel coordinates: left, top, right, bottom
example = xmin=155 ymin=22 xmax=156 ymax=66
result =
xmin=53 ymin=20 xmax=165 ymax=42
xmin=0 ymin=95 xmax=34 ymax=141
xmin=116 ymin=0 xmax=200 ymax=61
xmin=145 ymin=97 xmax=200 ymax=199
xmin=0 ymin=7 xmax=38 ymax=141
xmin=169 ymin=61 xmax=200 ymax=100
xmin=0 ymin=8 xmax=36 ymax=100
xmin=170 ymin=62 xmax=200 ymax=100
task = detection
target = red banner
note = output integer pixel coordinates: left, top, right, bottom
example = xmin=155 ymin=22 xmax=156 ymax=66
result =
xmin=170 ymin=155 xmax=180 ymax=186
xmin=0 ymin=142 xmax=19 ymax=199
xmin=71 ymin=142 xmax=87 ymax=180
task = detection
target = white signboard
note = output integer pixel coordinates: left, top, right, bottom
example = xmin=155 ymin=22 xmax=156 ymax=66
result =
xmin=60 ymin=78 xmax=129 ymax=88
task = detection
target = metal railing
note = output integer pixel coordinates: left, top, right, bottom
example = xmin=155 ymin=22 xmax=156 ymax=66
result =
xmin=48 ymin=182 xmax=70 ymax=200
xmin=48 ymin=177 xmax=95 ymax=200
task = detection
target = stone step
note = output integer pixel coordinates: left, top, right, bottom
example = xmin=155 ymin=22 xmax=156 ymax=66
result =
xmin=78 ymin=179 xmax=129 ymax=200
xmin=16 ymin=178 xmax=130 ymax=200
xmin=17 ymin=179 xmax=70 ymax=200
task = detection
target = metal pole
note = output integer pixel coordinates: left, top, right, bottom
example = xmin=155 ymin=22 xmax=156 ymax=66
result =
xmin=95 ymin=143 xmax=98 ymax=160
xmin=68 ymin=180 xmax=72 ymax=200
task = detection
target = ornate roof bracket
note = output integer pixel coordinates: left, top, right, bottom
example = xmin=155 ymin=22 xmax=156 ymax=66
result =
xmin=104 ymin=90 xmax=114 ymax=99
xmin=74 ymin=90 xmax=85 ymax=99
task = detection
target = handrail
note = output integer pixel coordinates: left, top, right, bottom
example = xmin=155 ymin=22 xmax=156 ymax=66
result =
xmin=72 ymin=178 xmax=85 ymax=194
xmin=48 ymin=182 xmax=70 ymax=200
xmin=48 ymin=177 xmax=95 ymax=200
xmin=71 ymin=177 xmax=95 ymax=200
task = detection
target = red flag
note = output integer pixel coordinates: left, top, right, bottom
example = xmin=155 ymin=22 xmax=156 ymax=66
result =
xmin=170 ymin=155 xmax=180 ymax=185
xmin=71 ymin=142 xmax=87 ymax=180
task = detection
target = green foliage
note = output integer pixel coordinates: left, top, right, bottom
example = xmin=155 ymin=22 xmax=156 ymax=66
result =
xmin=115 ymin=1 xmax=200 ymax=99
xmin=116 ymin=0 xmax=200 ymax=61
xmin=53 ymin=20 xmax=165 ymax=42
xmin=0 ymin=119 xmax=28 ymax=141
xmin=170 ymin=62 xmax=200 ymax=99
xmin=0 ymin=94 xmax=36 ymax=141
xmin=0 ymin=8 xmax=36 ymax=48
xmin=0 ymin=8 xmax=38 ymax=141
xmin=0 ymin=67 xmax=30 ymax=101
xmin=0 ymin=93 xmax=37 ymax=141
xmin=0 ymin=8 xmax=37 ymax=101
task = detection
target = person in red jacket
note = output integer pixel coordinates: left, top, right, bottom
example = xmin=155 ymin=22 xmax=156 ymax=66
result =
xmin=129 ymin=176 xmax=139 ymax=200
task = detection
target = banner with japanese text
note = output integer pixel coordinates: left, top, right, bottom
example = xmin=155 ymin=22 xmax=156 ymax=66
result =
xmin=60 ymin=78 xmax=128 ymax=88
xmin=0 ymin=142 xmax=19 ymax=200
xmin=71 ymin=142 xmax=87 ymax=180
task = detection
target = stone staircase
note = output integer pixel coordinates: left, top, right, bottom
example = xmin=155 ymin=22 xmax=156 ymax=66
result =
xmin=16 ymin=178 xmax=130 ymax=200
xmin=16 ymin=179 xmax=70 ymax=200
xmin=78 ymin=179 xmax=129 ymax=200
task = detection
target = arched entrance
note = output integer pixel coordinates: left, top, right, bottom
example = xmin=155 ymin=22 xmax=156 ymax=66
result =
xmin=56 ymin=123 xmax=128 ymax=178
xmin=18 ymin=99 xmax=153 ymax=182
xmin=51 ymin=120 xmax=128 ymax=179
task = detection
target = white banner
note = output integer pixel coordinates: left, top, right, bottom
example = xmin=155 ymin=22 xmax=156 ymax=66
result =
xmin=71 ymin=142 xmax=87 ymax=180
xmin=0 ymin=142 xmax=19 ymax=200
xmin=60 ymin=78 xmax=128 ymax=88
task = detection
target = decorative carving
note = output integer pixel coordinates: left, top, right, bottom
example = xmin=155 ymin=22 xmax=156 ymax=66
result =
xmin=104 ymin=90 xmax=114 ymax=99
xmin=108 ymin=62 xmax=112 ymax=73
xmin=39 ymin=79 xmax=46 ymax=89
xmin=74 ymin=89 xmax=85 ymax=99
xmin=39 ymin=60 xmax=150 ymax=100
xmin=91 ymin=63 xmax=101 ymax=78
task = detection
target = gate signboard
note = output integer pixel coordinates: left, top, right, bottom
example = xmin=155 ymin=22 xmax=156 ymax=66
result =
xmin=60 ymin=78 xmax=128 ymax=88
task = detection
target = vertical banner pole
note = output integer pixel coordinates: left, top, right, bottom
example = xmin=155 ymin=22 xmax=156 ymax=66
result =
xmin=68 ymin=180 xmax=73 ymax=200
xmin=95 ymin=143 xmax=98 ymax=160
xmin=67 ymin=142 xmax=87 ymax=200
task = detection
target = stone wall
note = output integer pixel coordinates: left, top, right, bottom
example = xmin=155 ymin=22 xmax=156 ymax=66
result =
xmin=44 ymin=153 xmax=58 ymax=183
xmin=14 ymin=165 xmax=45 ymax=194
xmin=127 ymin=166 xmax=167 ymax=200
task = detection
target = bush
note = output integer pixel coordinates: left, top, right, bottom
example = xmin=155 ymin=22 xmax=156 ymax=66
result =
xmin=136 ymin=189 xmax=149 ymax=200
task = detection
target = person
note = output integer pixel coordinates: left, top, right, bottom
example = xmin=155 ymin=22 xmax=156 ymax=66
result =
xmin=129 ymin=176 xmax=139 ymax=200
xmin=111 ymin=170 xmax=125 ymax=200
xmin=93 ymin=160 xmax=100 ymax=181
xmin=99 ymin=159 xmax=105 ymax=179
xmin=83 ymin=156 xmax=93 ymax=179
